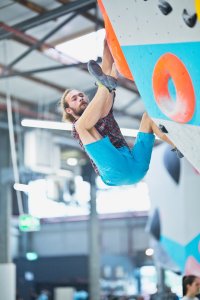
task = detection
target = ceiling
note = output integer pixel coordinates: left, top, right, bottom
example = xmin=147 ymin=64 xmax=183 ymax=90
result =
xmin=0 ymin=0 xmax=147 ymax=181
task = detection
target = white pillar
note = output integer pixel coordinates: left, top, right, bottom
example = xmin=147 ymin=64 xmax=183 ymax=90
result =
xmin=54 ymin=287 xmax=75 ymax=300
xmin=89 ymin=176 xmax=100 ymax=300
xmin=0 ymin=263 xmax=16 ymax=300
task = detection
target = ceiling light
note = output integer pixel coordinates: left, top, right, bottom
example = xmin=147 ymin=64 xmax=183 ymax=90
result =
xmin=21 ymin=118 xmax=138 ymax=137
xmin=145 ymin=248 xmax=154 ymax=256
xmin=21 ymin=119 xmax=72 ymax=131
xmin=21 ymin=118 xmax=160 ymax=139
xmin=26 ymin=252 xmax=38 ymax=261
xmin=67 ymin=158 xmax=78 ymax=166
xmin=14 ymin=183 xmax=29 ymax=193
xmin=120 ymin=128 xmax=139 ymax=137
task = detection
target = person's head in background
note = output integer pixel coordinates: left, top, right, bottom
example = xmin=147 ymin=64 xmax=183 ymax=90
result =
xmin=183 ymin=275 xmax=200 ymax=297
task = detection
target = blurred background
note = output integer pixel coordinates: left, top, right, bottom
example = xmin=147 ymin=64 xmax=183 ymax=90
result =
xmin=1 ymin=1 xmax=199 ymax=300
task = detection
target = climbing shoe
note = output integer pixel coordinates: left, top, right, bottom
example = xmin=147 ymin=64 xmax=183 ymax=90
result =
xmin=87 ymin=60 xmax=117 ymax=92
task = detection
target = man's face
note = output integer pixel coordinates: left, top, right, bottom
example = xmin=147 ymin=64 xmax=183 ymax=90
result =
xmin=65 ymin=89 xmax=89 ymax=119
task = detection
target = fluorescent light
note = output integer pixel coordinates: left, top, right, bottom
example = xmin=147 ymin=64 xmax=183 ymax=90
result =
xmin=21 ymin=119 xmax=138 ymax=137
xmin=14 ymin=183 xmax=29 ymax=193
xmin=145 ymin=248 xmax=154 ymax=256
xmin=21 ymin=119 xmax=72 ymax=131
xmin=21 ymin=118 xmax=159 ymax=139
xmin=67 ymin=158 xmax=78 ymax=166
xmin=121 ymin=128 xmax=139 ymax=137
xmin=26 ymin=252 xmax=38 ymax=261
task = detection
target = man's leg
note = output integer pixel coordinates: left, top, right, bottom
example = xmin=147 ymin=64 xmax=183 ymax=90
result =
xmin=75 ymin=87 xmax=114 ymax=142
xmin=88 ymin=60 xmax=117 ymax=92
xmin=101 ymin=38 xmax=114 ymax=74
xmin=76 ymin=64 xmax=117 ymax=145
xmin=76 ymin=126 xmax=103 ymax=145
xmin=139 ymin=112 xmax=175 ymax=147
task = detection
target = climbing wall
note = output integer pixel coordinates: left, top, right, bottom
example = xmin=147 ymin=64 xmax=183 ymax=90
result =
xmin=146 ymin=144 xmax=200 ymax=276
xmin=99 ymin=0 xmax=200 ymax=173
xmin=98 ymin=0 xmax=200 ymax=275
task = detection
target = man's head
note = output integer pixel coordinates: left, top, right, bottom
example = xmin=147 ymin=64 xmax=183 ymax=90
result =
xmin=60 ymin=89 xmax=89 ymax=122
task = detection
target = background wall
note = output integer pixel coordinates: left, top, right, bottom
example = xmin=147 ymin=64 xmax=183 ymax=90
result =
xmin=146 ymin=143 xmax=200 ymax=274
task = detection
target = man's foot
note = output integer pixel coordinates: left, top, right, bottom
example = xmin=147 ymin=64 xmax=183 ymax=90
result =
xmin=171 ymin=147 xmax=184 ymax=158
xmin=87 ymin=60 xmax=117 ymax=92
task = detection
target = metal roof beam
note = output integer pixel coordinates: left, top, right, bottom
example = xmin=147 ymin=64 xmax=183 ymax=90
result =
xmin=0 ymin=63 xmax=67 ymax=92
xmin=0 ymin=0 xmax=96 ymax=40
xmin=13 ymin=0 xmax=48 ymax=14
xmin=4 ymin=13 xmax=77 ymax=70
xmin=56 ymin=0 xmax=103 ymax=27
xmin=0 ymin=62 xmax=85 ymax=78
xmin=0 ymin=22 xmax=77 ymax=66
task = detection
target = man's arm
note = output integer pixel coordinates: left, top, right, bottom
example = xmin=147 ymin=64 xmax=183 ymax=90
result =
xmin=101 ymin=38 xmax=114 ymax=75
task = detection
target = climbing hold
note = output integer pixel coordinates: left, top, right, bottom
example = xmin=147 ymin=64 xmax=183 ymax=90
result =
xmin=159 ymin=124 xmax=168 ymax=133
xmin=152 ymin=53 xmax=195 ymax=123
xmin=182 ymin=9 xmax=197 ymax=28
xmin=158 ymin=0 xmax=173 ymax=16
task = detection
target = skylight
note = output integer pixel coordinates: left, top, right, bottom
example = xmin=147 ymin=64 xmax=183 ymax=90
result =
xmin=56 ymin=29 xmax=106 ymax=63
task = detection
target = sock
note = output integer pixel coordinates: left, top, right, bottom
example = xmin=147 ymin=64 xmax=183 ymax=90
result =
xmin=95 ymin=81 xmax=104 ymax=88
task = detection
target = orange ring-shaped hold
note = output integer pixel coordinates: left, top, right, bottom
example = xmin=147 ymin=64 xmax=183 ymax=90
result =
xmin=152 ymin=53 xmax=195 ymax=123
xmin=97 ymin=0 xmax=133 ymax=81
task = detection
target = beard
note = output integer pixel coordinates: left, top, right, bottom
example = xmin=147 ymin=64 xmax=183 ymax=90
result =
xmin=70 ymin=102 xmax=88 ymax=117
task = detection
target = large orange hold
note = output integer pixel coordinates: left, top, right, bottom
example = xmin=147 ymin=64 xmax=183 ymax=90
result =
xmin=152 ymin=53 xmax=195 ymax=123
xmin=98 ymin=0 xmax=133 ymax=81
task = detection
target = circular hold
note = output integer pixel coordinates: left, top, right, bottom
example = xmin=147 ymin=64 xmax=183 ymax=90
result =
xmin=152 ymin=53 xmax=195 ymax=123
xmin=97 ymin=0 xmax=133 ymax=81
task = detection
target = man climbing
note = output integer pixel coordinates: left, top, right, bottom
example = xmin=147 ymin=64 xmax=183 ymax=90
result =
xmin=60 ymin=39 xmax=182 ymax=186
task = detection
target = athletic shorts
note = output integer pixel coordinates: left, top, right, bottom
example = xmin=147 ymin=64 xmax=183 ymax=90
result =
xmin=84 ymin=132 xmax=155 ymax=186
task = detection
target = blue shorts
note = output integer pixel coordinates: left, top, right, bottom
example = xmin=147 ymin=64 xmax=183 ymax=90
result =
xmin=84 ymin=132 xmax=155 ymax=186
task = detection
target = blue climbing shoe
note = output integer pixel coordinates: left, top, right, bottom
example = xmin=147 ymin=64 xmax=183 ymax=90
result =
xmin=87 ymin=60 xmax=117 ymax=92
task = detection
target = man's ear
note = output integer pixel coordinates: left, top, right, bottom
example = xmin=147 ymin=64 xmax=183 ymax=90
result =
xmin=66 ymin=107 xmax=72 ymax=114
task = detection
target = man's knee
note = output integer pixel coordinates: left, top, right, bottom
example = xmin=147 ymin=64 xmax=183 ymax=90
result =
xmin=139 ymin=112 xmax=153 ymax=133
xmin=141 ymin=112 xmax=151 ymax=124
xmin=75 ymin=121 xmax=101 ymax=144
xmin=75 ymin=121 xmax=88 ymax=136
xmin=75 ymin=119 xmax=86 ymax=131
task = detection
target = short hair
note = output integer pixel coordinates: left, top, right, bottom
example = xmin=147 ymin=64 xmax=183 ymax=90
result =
xmin=182 ymin=275 xmax=197 ymax=296
xmin=60 ymin=89 xmax=75 ymax=123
